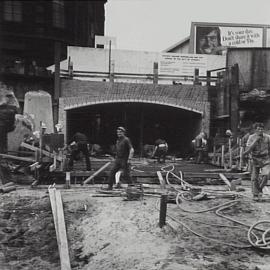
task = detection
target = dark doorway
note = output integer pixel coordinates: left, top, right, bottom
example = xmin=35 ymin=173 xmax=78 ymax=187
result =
xmin=66 ymin=102 xmax=202 ymax=156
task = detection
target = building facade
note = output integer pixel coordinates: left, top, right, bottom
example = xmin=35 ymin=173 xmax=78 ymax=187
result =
xmin=0 ymin=0 xmax=107 ymax=112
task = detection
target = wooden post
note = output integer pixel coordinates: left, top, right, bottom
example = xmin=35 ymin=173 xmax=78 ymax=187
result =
xmin=109 ymin=60 xmax=115 ymax=83
xmin=213 ymin=145 xmax=216 ymax=165
xmin=139 ymin=107 xmax=144 ymax=158
xmin=108 ymin=40 xmax=112 ymax=77
xmin=153 ymin=62 xmax=158 ymax=84
xmin=221 ymin=145 xmax=225 ymax=168
xmin=230 ymin=64 xmax=239 ymax=136
xmin=68 ymin=56 xmax=73 ymax=78
xmin=54 ymin=41 xmax=61 ymax=100
xmin=65 ymin=172 xmax=71 ymax=189
xmin=157 ymin=171 xmax=166 ymax=191
xmin=228 ymin=138 xmax=232 ymax=168
xmin=206 ymin=70 xmax=211 ymax=86
xmin=54 ymin=41 xmax=61 ymax=127
xmin=193 ymin=68 xmax=200 ymax=85
xmin=159 ymin=194 xmax=167 ymax=228
xmin=239 ymin=146 xmax=243 ymax=170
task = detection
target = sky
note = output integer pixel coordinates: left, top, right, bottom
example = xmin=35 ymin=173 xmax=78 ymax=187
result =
xmin=105 ymin=0 xmax=270 ymax=52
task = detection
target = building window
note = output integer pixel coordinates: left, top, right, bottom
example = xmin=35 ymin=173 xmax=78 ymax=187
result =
xmin=3 ymin=1 xmax=22 ymax=22
xmin=52 ymin=0 xmax=65 ymax=28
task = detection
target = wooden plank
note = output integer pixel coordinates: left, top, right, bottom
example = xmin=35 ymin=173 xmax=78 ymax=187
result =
xmin=0 ymin=153 xmax=35 ymax=163
xmin=49 ymin=188 xmax=71 ymax=270
xmin=83 ymin=162 xmax=111 ymax=185
xmin=219 ymin=173 xmax=231 ymax=190
xmin=157 ymin=171 xmax=166 ymax=191
xmin=48 ymin=189 xmax=59 ymax=244
xmin=55 ymin=190 xmax=71 ymax=270
xmin=21 ymin=142 xmax=63 ymax=162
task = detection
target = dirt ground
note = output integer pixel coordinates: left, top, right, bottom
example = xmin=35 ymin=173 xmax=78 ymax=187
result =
xmin=1 ymin=183 xmax=270 ymax=270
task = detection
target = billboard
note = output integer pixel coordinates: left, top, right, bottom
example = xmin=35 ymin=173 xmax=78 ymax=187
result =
xmin=190 ymin=22 xmax=270 ymax=55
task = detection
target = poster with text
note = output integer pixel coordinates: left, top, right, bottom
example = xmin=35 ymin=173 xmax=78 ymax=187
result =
xmin=159 ymin=53 xmax=207 ymax=76
xmin=195 ymin=26 xmax=263 ymax=55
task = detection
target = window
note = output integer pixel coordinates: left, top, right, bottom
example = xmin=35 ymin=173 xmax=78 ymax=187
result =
xmin=3 ymin=1 xmax=22 ymax=22
xmin=52 ymin=0 xmax=65 ymax=28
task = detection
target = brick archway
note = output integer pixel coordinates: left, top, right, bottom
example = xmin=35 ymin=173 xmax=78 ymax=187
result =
xmin=59 ymin=80 xmax=210 ymax=140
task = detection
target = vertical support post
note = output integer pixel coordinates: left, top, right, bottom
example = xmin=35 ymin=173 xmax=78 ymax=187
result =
xmin=68 ymin=56 xmax=73 ymax=78
xmin=206 ymin=70 xmax=211 ymax=86
xmin=139 ymin=106 xmax=144 ymax=158
xmin=239 ymin=146 xmax=243 ymax=170
xmin=193 ymin=68 xmax=200 ymax=85
xmin=65 ymin=172 xmax=71 ymax=189
xmin=228 ymin=138 xmax=232 ymax=168
xmin=213 ymin=145 xmax=216 ymax=165
xmin=230 ymin=64 xmax=239 ymax=136
xmin=159 ymin=194 xmax=168 ymax=228
xmin=54 ymin=41 xmax=61 ymax=100
xmin=108 ymin=40 xmax=112 ymax=80
xmin=39 ymin=121 xmax=43 ymax=163
xmin=153 ymin=62 xmax=158 ymax=84
xmin=221 ymin=145 xmax=225 ymax=168
xmin=54 ymin=41 xmax=61 ymax=127
xmin=109 ymin=60 xmax=115 ymax=83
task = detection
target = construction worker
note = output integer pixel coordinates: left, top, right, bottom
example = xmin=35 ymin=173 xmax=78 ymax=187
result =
xmin=244 ymin=122 xmax=270 ymax=201
xmin=193 ymin=132 xmax=208 ymax=163
xmin=106 ymin=126 xmax=134 ymax=190
xmin=152 ymin=138 xmax=168 ymax=163
xmin=0 ymin=87 xmax=18 ymax=154
xmin=67 ymin=132 xmax=91 ymax=171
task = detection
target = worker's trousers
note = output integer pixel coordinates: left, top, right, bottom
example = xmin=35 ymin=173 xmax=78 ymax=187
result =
xmin=251 ymin=164 xmax=269 ymax=196
xmin=108 ymin=158 xmax=131 ymax=188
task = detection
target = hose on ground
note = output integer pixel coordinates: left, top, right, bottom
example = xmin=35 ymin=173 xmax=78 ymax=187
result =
xmin=157 ymin=165 xmax=270 ymax=249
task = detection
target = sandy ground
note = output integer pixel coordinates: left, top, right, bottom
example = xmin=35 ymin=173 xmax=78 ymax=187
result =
xmin=1 ymin=184 xmax=270 ymax=270
xmin=63 ymin=186 xmax=270 ymax=270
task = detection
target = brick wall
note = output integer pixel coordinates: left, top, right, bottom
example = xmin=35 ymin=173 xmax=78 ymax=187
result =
xmin=59 ymin=79 xmax=210 ymax=141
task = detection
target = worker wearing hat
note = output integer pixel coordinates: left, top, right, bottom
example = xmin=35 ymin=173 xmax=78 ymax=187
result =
xmin=244 ymin=122 xmax=270 ymax=201
xmin=106 ymin=126 xmax=134 ymax=190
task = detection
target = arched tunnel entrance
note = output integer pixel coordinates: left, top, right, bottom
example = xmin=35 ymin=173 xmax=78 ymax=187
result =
xmin=66 ymin=102 xmax=202 ymax=157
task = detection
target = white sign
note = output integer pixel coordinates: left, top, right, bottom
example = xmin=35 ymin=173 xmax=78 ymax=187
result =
xmin=159 ymin=53 xmax=207 ymax=76
xmin=220 ymin=27 xmax=263 ymax=47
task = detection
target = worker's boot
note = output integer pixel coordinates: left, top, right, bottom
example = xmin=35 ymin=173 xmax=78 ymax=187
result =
xmin=102 ymin=185 xmax=113 ymax=191
xmin=115 ymin=182 xmax=122 ymax=189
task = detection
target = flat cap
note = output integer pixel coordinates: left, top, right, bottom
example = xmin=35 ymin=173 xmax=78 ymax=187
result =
xmin=117 ymin=126 xmax=126 ymax=133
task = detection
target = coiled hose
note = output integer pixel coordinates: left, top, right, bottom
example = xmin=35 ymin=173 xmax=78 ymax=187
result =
xmin=159 ymin=163 xmax=270 ymax=249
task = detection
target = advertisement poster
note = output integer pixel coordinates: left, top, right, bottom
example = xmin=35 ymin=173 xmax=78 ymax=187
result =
xmin=159 ymin=53 xmax=207 ymax=76
xmin=195 ymin=26 xmax=263 ymax=55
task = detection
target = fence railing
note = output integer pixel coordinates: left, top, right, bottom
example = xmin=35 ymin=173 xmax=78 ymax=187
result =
xmin=60 ymin=69 xmax=219 ymax=85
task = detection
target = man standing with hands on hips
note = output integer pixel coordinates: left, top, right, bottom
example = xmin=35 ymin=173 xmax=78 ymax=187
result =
xmin=106 ymin=126 xmax=134 ymax=190
xmin=244 ymin=122 xmax=270 ymax=201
